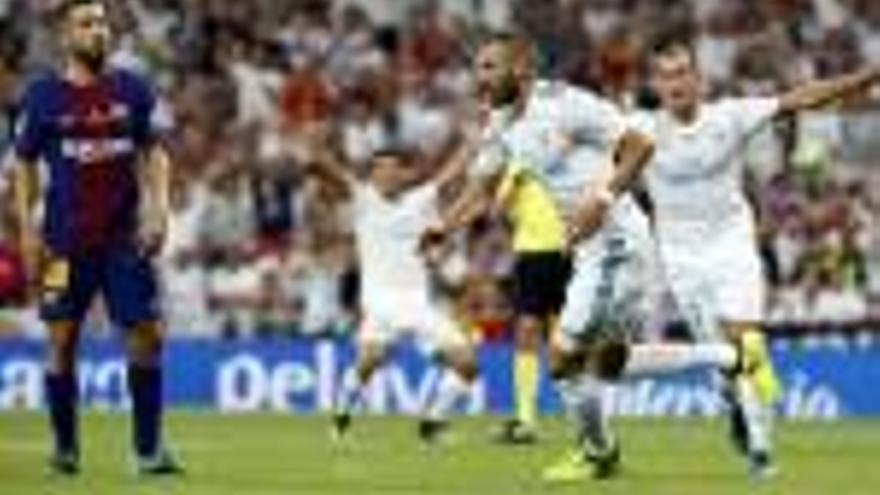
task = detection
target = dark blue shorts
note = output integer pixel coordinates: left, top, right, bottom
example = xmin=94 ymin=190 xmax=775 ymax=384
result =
xmin=40 ymin=247 xmax=160 ymax=328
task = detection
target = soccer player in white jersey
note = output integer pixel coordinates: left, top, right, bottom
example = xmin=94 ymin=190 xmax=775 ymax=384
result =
xmin=425 ymin=33 xmax=762 ymax=482
xmin=633 ymin=32 xmax=880 ymax=477
xmin=306 ymin=134 xmax=480 ymax=444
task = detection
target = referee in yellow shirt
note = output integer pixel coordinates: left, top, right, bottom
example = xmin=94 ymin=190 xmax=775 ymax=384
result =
xmin=494 ymin=160 xmax=570 ymax=444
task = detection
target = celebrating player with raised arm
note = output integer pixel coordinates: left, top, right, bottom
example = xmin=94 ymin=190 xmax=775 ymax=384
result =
xmin=632 ymin=32 xmax=880 ymax=478
xmin=10 ymin=0 xmax=180 ymax=476
xmin=304 ymin=129 xmax=481 ymax=444
xmin=426 ymin=33 xmax=759 ymax=482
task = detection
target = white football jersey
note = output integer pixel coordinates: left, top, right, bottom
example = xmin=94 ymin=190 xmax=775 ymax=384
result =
xmin=351 ymin=182 xmax=438 ymax=310
xmin=472 ymin=80 xmax=647 ymax=242
xmin=631 ymin=97 xmax=779 ymax=243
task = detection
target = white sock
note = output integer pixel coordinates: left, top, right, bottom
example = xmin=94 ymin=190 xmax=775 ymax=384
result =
xmin=623 ymin=343 xmax=738 ymax=378
xmin=336 ymin=369 xmax=365 ymax=414
xmin=425 ymin=369 xmax=470 ymax=421
xmin=557 ymin=373 xmax=615 ymax=456
xmin=736 ymin=376 xmax=774 ymax=455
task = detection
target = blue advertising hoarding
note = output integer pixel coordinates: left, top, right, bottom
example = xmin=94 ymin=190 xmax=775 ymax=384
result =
xmin=0 ymin=338 xmax=877 ymax=419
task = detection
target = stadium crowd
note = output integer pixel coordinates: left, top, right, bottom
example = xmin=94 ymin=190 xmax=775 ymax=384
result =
xmin=0 ymin=0 xmax=878 ymax=337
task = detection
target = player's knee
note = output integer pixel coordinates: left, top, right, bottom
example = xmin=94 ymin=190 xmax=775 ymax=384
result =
xmin=439 ymin=346 xmax=479 ymax=382
xmin=593 ymin=340 xmax=629 ymax=380
xmin=47 ymin=322 xmax=80 ymax=373
xmin=126 ymin=321 xmax=163 ymax=367
xmin=357 ymin=359 xmax=383 ymax=382
xmin=454 ymin=354 xmax=479 ymax=382
xmin=548 ymin=345 xmax=584 ymax=381
xmin=356 ymin=343 xmax=386 ymax=379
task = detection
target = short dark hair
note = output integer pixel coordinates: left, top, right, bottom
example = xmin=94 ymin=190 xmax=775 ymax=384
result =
xmin=482 ymin=31 xmax=524 ymax=47
xmin=647 ymin=27 xmax=696 ymax=62
xmin=477 ymin=30 xmax=536 ymax=70
xmin=481 ymin=31 xmax=533 ymax=54
xmin=55 ymin=0 xmax=106 ymax=21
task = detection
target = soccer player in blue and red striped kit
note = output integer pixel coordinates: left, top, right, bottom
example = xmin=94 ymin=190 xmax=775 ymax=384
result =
xmin=10 ymin=0 xmax=181 ymax=476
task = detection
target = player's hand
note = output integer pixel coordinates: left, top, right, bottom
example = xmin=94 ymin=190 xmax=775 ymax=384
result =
xmin=566 ymin=190 xmax=614 ymax=247
xmin=138 ymin=210 xmax=169 ymax=258
xmin=418 ymin=223 xmax=449 ymax=257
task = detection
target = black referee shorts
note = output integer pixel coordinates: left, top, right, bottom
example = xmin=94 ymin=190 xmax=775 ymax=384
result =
xmin=512 ymin=250 xmax=571 ymax=318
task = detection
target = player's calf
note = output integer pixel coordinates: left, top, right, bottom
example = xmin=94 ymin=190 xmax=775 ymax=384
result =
xmin=590 ymin=339 xmax=629 ymax=380
xmin=418 ymin=346 xmax=478 ymax=445
xmin=125 ymin=322 xmax=179 ymax=471
xmin=45 ymin=321 xmax=81 ymax=472
xmin=331 ymin=342 xmax=388 ymax=441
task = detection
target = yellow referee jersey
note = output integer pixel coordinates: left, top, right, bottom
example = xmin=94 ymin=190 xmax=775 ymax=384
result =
xmin=495 ymin=161 xmax=566 ymax=253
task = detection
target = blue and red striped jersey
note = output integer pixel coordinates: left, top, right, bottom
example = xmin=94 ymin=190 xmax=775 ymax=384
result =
xmin=13 ymin=67 xmax=166 ymax=254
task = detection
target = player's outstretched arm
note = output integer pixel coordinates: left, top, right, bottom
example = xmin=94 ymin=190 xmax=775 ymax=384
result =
xmin=568 ymin=129 xmax=655 ymax=243
xmin=303 ymin=135 xmax=357 ymax=193
xmin=431 ymin=132 xmax=482 ymax=192
xmin=426 ymin=128 xmax=506 ymax=240
xmin=437 ymin=175 xmax=495 ymax=233
xmin=491 ymin=167 xmax=521 ymax=217
xmin=604 ymin=129 xmax=655 ymax=198
xmin=778 ymin=65 xmax=880 ymax=114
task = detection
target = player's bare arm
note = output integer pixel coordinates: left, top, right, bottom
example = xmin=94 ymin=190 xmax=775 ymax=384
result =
xmin=304 ymin=135 xmax=357 ymax=194
xmin=11 ymin=156 xmax=42 ymax=296
xmin=139 ymin=144 xmax=172 ymax=255
xmin=434 ymin=170 xmax=499 ymax=237
xmin=567 ymin=129 xmax=655 ymax=244
xmin=491 ymin=167 xmax=522 ymax=217
xmin=429 ymin=130 xmax=483 ymax=193
xmin=777 ymin=65 xmax=880 ymax=114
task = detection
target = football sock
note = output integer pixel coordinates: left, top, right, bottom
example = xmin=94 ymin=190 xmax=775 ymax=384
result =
xmin=45 ymin=372 xmax=79 ymax=456
xmin=127 ymin=365 xmax=163 ymax=458
xmin=514 ymin=349 xmax=540 ymax=427
xmin=425 ymin=368 xmax=470 ymax=421
xmin=736 ymin=375 xmax=774 ymax=455
xmin=336 ymin=368 xmax=365 ymax=414
xmin=623 ymin=343 xmax=738 ymax=378
xmin=557 ymin=373 xmax=615 ymax=457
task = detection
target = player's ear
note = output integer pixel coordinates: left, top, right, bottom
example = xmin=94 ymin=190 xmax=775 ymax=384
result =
xmin=512 ymin=40 xmax=536 ymax=79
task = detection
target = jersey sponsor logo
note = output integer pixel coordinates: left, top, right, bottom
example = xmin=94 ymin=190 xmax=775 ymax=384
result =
xmin=61 ymin=137 xmax=135 ymax=164
xmin=58 ymin=103 xmax=131 ymax=131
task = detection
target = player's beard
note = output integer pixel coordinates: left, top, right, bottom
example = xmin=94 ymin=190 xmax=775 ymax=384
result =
xmin=490 ymin=74 xmax=521 ymax=107
xmin=72 ymin=46 xmax=107 ymax=74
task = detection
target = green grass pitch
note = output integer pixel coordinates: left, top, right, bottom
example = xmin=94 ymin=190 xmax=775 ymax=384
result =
xmin=1 ymin=413 xmax=879 ymax=495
